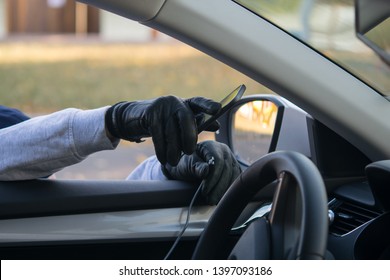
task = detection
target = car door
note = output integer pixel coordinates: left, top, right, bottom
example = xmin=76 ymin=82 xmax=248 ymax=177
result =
xmin=1 ymin=0 xmax=390 ymax=261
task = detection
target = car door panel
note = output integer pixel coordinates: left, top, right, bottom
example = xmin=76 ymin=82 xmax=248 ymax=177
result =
xmin=0 ymin=179 xmax=199 ymax=219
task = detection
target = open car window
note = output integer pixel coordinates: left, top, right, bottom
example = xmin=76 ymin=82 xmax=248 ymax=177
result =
xmin=1 ymin=26 xmax=267 ymax=180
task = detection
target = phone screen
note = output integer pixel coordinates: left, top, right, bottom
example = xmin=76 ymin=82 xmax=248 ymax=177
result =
xmin=198 ymin=84 xmax=246 ymax=132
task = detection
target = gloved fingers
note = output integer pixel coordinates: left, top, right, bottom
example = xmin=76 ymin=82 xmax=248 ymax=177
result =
xmin=201 ymin=154 xmax=225 ymax=196
xmin=164 ymin=116 xmax=183 ymax=166
xmin=187 ymin=97 xmax=221 ymax=133
xmin=186 ymin=97 xmax=221 ymax=115
xmin=163 ymin=153 xmax=208 ymax=182
xmin=203 ymin=159 xmax=231 ymax=205
xmin=205 ymin=157 xmax=241 ymax=205
xmin=196 ymin=141 xmax=241 ymax=204
xmin=204 ymin=120 xmax=220 ymax=132
xmin=150 ymin=120 xmax=168 ymax=165
xmin=150 ymin=96 xmax=198 ymax=165
xmin=144 ymin=97 xmax=171 ymax=164
xmin=196 ymin=140 xmax=219 ymax=163
xmin=175 ymin=106 xmax=197 ymax=156
xmin=194 ymin=113 xmax=205 ymax=127
xmin=193 ymin=161 xmax=210 ymax=179
xmin=194 ymin=113 xmax=220 ymax=132
xmin=196 ymin=141 xmax=225 ymax=191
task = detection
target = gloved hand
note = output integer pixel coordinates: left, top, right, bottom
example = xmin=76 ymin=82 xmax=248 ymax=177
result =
xmin=162 ymin=140 xmax=241 ymax=205
xmin=105 ymin=96 xmax=221 ymax=166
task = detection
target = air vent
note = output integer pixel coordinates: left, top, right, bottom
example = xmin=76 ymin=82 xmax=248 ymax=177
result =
xmin=328 ymin=198 xmax=381 ymax=236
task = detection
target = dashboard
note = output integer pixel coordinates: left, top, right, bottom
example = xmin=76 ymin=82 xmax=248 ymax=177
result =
xmin=277 ymin=106 xmax=389 ymax=259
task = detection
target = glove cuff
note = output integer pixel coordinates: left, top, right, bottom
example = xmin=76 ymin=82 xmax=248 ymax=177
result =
xmin=105 ymin=102 xmax=120 ymax=139
xmin=105 ymin=102 xmax=144 ymax=143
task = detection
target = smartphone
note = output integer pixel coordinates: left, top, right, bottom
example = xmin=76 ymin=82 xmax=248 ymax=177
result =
xmin=198 ymin=84 xmax=246 ymax=132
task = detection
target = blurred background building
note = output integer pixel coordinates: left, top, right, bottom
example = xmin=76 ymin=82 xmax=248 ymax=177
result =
xmin=0 ymin=0 xmax=164 ymax=41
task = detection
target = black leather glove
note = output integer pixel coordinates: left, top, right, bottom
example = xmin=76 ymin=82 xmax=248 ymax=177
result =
xmin=162 ymin=140 xmax=241 ymax=205
xmin=105 ymin=96 xmax=221 ymax=166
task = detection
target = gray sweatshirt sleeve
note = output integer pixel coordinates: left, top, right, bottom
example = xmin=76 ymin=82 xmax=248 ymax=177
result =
xmin=0 ymin=107 xmax=119 ymax=181
xmin=126 ymin=156 xmax=168 ymax=180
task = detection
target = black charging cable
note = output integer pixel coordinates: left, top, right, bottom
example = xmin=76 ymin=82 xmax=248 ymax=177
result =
xmin=164 ymin=156 xmax=215 ymax=260
xmin=163 ymin=180 xmax=204 ymax=260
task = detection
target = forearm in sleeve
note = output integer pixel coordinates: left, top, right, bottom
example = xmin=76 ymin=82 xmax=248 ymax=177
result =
xmin=0 ymin=107 xmax=119 ymax=181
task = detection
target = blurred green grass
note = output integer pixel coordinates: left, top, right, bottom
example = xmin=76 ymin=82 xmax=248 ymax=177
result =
xmin=0 ymin=41 xmax=270 ymax=114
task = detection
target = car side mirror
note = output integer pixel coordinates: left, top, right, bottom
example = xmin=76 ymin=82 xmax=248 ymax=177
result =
xmin=215 ymin=95 xmax=311 ymax=167
xmin=230 ymin=100 xmax=278 ymax=165
xmin=355 ymin=0 xmax=390 ymax=66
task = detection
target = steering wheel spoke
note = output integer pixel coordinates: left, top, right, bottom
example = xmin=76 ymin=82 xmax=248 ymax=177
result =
xmin=269 ymin=172 xmax=302 ymax=259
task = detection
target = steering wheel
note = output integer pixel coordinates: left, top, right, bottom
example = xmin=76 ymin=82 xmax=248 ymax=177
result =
xmin=192 ymin=150 xmax=328 ymax=260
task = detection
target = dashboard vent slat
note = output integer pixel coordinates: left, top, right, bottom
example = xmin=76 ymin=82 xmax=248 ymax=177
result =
xmin=328 ymin=199 xmax=381 ymax=236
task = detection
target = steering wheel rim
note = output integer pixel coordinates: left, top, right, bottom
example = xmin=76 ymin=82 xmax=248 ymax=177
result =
xmin=192 ymin=150 xmax=328 ymax=260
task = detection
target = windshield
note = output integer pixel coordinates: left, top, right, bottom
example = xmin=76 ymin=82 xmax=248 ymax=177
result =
xmin=235 ymin=0 xmax=390 ymax=96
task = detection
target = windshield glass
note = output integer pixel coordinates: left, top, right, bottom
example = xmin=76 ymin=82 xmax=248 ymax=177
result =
xmin=235 ymin=0 xmax=390 ymax=96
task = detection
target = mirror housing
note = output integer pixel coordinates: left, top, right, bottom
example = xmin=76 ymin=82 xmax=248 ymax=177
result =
xmin=355 ymin=0 xmax=390 ymax=65
xmin=216 ymin=95 xmax=311 ymax=167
